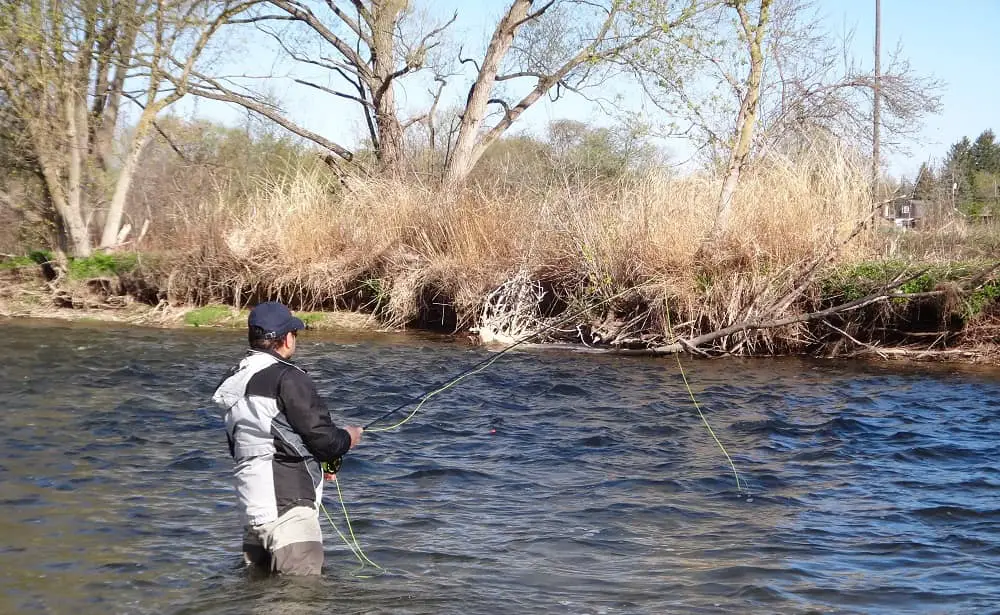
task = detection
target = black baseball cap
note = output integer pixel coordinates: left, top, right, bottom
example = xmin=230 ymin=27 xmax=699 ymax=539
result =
xmin=248 ymin=301 xmax=305 ymax=339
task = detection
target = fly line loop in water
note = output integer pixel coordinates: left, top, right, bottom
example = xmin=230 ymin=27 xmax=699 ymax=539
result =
xmin=322 ymin=287 xmax=743 ymax=575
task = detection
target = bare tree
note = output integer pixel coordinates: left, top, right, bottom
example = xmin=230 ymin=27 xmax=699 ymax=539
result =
xmin=185 ymin=0 xmax=456 ymax=175
xmin=102 ymin=0 xmax=259 ymax=249
xmin=442 ymin=0 xmax=701 ymax=188
xmin=191 ymin=0 xmax=702 ymax=185
xmin=638 ymin=0 xmax=942 ymax=170
xmin=0 ymin=0 xmax=254 ymax=256
xmin=712 ymin=0 xmax=773 ymax=240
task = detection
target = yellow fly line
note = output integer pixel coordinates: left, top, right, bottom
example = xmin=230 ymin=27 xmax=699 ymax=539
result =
xmin=323 ymin=288 xmax=743 ymax=574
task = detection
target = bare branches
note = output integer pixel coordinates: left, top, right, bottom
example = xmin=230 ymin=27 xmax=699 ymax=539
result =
xmin=197 ymin=0 xmax=458 ymax=173
xmin=267 ymin=0 xmax=373 ymax=79
xmin=443 ymin=0 xmax=691 ymax=186
xmin=645 ymin=0 xmax=945 ymax=167
xmin=325 ymin=0 xmax=369 ymax=44
xmin=183 ymin=70 xmax=355 ymax=161
xmin=293 ymin=78 xmax=374 ymax=108
xmin=517 ymin=0 xmax=558 ymax=29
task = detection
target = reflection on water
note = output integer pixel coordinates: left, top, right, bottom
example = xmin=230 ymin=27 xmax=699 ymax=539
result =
xmin=1 ymin=318 xmax=998 ymax=614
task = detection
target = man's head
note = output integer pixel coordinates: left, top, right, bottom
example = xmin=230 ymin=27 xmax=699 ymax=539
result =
xmin=247 ymin=301 xmax=305 ymax=358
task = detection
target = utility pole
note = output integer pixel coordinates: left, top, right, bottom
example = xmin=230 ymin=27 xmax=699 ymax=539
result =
xmin=873 ymin=0 xmax=882 ymax=195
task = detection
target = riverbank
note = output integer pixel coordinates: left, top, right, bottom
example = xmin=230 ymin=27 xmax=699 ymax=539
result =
xmin=0 ymin=271 xmax=375 ymax=332
xmin=3 ymin=153 xmax=998 ymax=362
xmin=3 ymin=259 xmax=998 ymax=364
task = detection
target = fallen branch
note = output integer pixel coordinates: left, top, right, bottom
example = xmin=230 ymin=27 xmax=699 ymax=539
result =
xmin=651 ymin=267 xmax=996 ymax=355
xmin=823 ymin=319 xmax=887 ymax=359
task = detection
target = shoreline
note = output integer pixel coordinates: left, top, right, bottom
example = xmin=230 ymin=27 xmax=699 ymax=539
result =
xmin=0 ymin=289 xmax=376 ymax=333
xmin=4 ymin=285 xmax=997 ymax=366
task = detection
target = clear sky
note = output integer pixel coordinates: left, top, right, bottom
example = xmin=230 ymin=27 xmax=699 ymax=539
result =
xmin=836 ymin=0 xmax=1000 ymax=178
xmin=187 ymin=0 xmax=999 ymax=180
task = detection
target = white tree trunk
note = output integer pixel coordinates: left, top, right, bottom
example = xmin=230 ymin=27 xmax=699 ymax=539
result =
xmin=100 ymin=122 xmax=153 ymax=249
xmin=443 ymin=0 xmax=532 ymax=188
xmin=709 ymin=0 xmax=771 ymax=242
xmin=60 ymin=92 xmax=93 ymax=256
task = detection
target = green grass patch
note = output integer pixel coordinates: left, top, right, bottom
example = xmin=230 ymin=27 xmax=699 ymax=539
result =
xmin=299 ymin=312 xmax=325 ymax=326
xmin=822 ymin=260 xmax=994 ymax=302
xmin=184 ymin=305 xmax=245 ymax=327
xmin=0 ymin=255 xmax=36 ymax=269
xmin=67 ymin=253 xmax=139 ymax=280
xmin=0 ymin=250 xmax=54 ymax=270
xmin=183 ymin=306 xmax=336 ymax=329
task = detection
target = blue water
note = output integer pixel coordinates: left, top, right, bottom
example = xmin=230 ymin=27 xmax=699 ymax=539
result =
xmin=0 ymin=318 xmax=998 ymax=614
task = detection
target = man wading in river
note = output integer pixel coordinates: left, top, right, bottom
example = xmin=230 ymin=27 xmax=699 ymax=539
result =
xmin=213 ymin=301 xmax=364 ymax=575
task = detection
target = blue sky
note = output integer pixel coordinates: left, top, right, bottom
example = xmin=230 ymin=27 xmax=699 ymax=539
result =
xmin=188 ymin=0 xmax=999 ymax=180
xmin=836 ymin=0 xmax=1000 ymax=177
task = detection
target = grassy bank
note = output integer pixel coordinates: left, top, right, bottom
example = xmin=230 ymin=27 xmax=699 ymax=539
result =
xmin=3 ymin=147 xmax=998 ymax=360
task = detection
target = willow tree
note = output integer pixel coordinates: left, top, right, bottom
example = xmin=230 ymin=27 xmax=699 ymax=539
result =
xmin=0 ymin=0 xmax=254 ymax=256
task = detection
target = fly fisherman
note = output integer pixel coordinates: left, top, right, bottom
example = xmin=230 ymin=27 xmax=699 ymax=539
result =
xmin=213 ymin=301 xmax=364 ymax=575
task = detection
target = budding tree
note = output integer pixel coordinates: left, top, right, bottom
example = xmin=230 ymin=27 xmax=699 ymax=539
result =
xmin=0 ymin=0 xmax=254 ymax=256
xmin=636 ymin=0 xmax=942 ymax=230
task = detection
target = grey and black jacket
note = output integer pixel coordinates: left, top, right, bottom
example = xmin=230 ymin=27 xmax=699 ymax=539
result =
xmin=212 ymin=350 xmax=353 ymax=527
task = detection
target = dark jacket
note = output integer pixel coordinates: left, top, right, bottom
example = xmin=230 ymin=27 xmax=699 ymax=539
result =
xmin=213 ymin=350 xmax=352 ymax=526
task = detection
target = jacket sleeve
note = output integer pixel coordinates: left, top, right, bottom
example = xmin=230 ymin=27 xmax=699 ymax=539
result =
xmin=277 ymin=368 xmax=353 ymax=462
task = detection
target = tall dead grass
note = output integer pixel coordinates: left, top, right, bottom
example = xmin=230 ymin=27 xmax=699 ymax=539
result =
xmin=149 ymin=141 xmax=880 ymax=349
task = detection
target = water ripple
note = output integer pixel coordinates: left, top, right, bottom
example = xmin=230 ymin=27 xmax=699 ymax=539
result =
xmin=0 ymin=321 xmax=998 ymax=614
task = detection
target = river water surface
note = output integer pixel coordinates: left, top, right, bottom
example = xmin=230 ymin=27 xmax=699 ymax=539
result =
xmin=1 ymin=319 xmax=998 ymax=614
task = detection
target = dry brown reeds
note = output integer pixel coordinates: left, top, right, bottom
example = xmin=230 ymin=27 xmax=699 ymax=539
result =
xmin=143 ymin=141 xmax=903 ymax=352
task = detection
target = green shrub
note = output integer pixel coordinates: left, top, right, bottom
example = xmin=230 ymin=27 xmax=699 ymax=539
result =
xmin=823 ymin=260 xmax=993 ymax=302
xmin=67 ymin=253 xmax=139 ymax=280
xmin=964 ymin=281 xmax=1000 ymax=320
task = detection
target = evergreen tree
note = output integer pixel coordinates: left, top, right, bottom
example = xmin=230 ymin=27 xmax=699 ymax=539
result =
xmin=912 ymin=162 xmax=936 ymax=200
xmin=970 ymin=130 xmax=1000 ymax=173
xmin=944 ymin=136 xmax=976 ymax=211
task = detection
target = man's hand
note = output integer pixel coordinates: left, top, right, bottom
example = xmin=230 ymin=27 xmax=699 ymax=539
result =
xmin=344 ymin=426 xmax=364 ymax=448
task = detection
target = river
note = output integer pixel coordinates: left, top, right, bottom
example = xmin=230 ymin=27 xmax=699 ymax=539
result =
xmin=1 ymin=319 xmax=998 ymax=614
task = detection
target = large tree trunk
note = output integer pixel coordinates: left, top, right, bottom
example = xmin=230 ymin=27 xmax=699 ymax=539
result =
xmin=63 ymin=90 xmax=92 ymax=256
xmin=443 ymin=0 xmax=532 ymax=189
xmin=369 ymin=0 xmax=406 ymax=174
xmin=375 ymin=106 xmax=404 ymax=173
xmin=35 ymin=144 xmax=92 ymax=257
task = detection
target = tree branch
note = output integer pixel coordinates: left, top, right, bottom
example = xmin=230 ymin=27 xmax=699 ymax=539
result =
xmin=268 ymin=0 xmax=373 ymax=82
xmin=516 ymin=0 xmax=557 ymax=29
xmin=185 ymin=73 xmax=355 ymax=161
xmin=326 ymin=0 xmax=371 ymax=45
xmin=294 ymin=78 xmax=375 ymax=108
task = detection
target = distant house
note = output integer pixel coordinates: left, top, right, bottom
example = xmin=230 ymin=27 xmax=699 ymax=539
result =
xmin=882 ymin=198 xmax=927 ymax=228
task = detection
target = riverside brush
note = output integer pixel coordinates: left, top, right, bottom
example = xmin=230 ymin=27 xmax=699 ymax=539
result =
xmin=320 ymin=289 xmax=743 ymax=574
